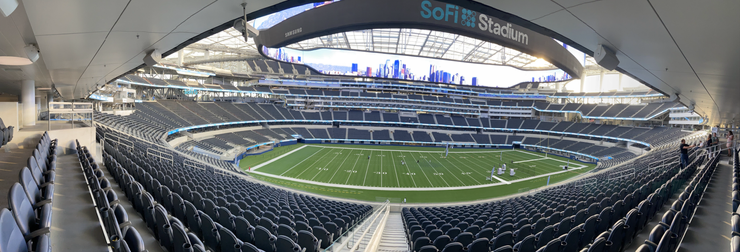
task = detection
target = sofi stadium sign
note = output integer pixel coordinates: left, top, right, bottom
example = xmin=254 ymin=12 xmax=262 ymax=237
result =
xmin=420 ymin=0 xmax=529 ymax=45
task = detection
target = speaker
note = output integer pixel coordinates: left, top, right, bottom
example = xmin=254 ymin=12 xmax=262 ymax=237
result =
xmin=594 ymin=44 xmax=619 ymax=70
xmin=24 ymin=44 xmax=39 ymax=63
xmin=143 ymin=49 xmax=161 ymax=66
xmin=0 ymin=0 xmax=18 ymax=17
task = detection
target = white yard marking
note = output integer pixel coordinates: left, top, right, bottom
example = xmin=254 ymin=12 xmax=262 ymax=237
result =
xmin=252 ymin=145 xmax=308 ymax=172
xmin=294 ymin=150 xmax=331 ymax=178
xmin=309 ymin=149 xmax=343 ymax=181
xmin=326 ymin=150 xmax=355 ymax=183
xmin=390 ymin=150 xmax=402 ymax=187
xmin=436 ymin=155 xmax=483 ymax=185
xmin=416 ymin=152 xmax=451 ymax=187
xmin=362 ymin=150 xmax=373 ymax=186
xmin=490 ymin=175 xmax=511 ymax=184
xmin=430 ymin=155 xmax=469 ymax=185
xmin=344 ymin=152 xmax=363 ymax=184
xmin=513 ymin=158 xmax=549 ymax=164
xmin=409 ymin=152 xmax=435 ymax=187
xmin=269 ymin=146 xmax=325 ymax=175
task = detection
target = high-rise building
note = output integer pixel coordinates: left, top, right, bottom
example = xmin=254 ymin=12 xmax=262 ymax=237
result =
xmin=351 ymin=63 xmax=358 ymax=73
xmin=366 ymin=67 xmax=372 ymax=77
xmin=472 ymin=77 xmax=478 ymax=86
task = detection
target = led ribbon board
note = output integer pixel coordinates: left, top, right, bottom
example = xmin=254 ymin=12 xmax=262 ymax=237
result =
xmin=255 ymin=0 xmax=584 ymax=78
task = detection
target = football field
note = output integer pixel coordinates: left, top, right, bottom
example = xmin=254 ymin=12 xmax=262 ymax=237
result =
xmin=244 ymin=144 xmax=593 ymax=189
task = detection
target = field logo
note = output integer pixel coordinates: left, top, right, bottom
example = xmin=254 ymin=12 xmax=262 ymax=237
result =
xmin=420 ymin=0 xmax=528 ymax=45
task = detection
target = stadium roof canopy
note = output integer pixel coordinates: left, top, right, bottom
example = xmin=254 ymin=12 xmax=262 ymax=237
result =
xmin=284 ymin=28 xmax=559 ymax=70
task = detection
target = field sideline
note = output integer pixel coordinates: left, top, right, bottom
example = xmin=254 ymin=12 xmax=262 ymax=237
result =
xmin=238 ymin=144 xmax=596 ymax=202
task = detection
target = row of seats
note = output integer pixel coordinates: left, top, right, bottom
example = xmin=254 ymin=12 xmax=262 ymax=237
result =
xmin=96 ymin=126 xmax=239 ymax=173
xmin=0 ymin=117 xmax=14 ymax=148
xmin=403 ymin=141 xmax=702 ymax=252
xmin=75 ymin=142 xmax=151 ymax=252
xmin=0 ymin=132 xmax=56 ymax=252
xmin=101 ymin=136 xmax=371 ymax=252
xmin=636 ymin=153 xmax=719 ymax=251
xmin=122 ymin=100 xmax=685 ymax=147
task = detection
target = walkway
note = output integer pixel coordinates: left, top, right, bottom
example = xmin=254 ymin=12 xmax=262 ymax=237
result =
xmin=50 ymin=154 xmax=109 ymax=251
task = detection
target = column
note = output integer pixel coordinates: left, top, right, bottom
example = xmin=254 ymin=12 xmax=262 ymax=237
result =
xmin=579 ymin=77 xmax=585 ymax=93
xmin=178 ymin=50 xmax=184 ymax=66
xmin=22 ymin=80 xmax=35 ymax=126
xmin=599 ymin=70 xmax=605 ymax=91
xmin=618 ymin=73 xmax=623 ymax=91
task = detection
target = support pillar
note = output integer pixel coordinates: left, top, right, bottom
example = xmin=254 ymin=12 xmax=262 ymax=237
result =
xmin=599 ymin=70 xmax=605 ymax=91
xmin=579 ymin=77 xmax=585 ymax=93
xmin=178 ymin=50 xmax=184 ymax=66
xmin=22 ymin=80 xmax=36 ymax=126
xmin=618 ymin=73 xmax=623 ymax=91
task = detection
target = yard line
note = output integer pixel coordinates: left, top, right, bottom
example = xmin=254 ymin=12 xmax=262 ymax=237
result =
xmin=390 ymin=150 xmax=402 ymax=187
xmin=326 ymin=149 xmax=355 ymax=183
xmin=344 ymin=151 xmax=364 ymax=184
xmin=432 ymin=155 xmax=481 ymax=185
xmin=254 ymin=145 xmax=309 ymax=171
xmin=416 ymin=152 xmax=451 ymax=187
xmin=408 ymin=152 xmax=435 ymax=187
xmin=279 ymin=147 xmax=326 ymax=175
xmin=490 ymin=175 xmax=511 ymax=184
xmin=515 ymin=150 xmax=587 ymax=169
xmin=309 ymin=149 xmax=344 ymax=181
xmin=429 ymin=155 xmax=468 ymax=185
xmin=362 ymin=150 xmax=373 ymax=186
xmin=513 ymin=158 xmax=549 ymax=163
xmin=380 ymin=151 xmax=383 ymax=187
xmin=450 ymin=154 xmax=492 ymax=177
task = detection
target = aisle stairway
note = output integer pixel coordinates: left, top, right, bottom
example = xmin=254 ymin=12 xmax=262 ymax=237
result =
xmin=677 ymin=158 xmax=732 ymax=252
xmin=378 ymin=213 xmax=410 ymax=252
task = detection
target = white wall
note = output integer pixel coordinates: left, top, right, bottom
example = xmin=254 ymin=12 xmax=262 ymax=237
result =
xmin=0 ymin=102 xmax=19 ymax=136
xmin=48 ymin=127 xmax=96 ymax=156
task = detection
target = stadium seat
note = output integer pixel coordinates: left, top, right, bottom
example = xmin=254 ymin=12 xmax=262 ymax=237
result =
xmin=9 ymin=183 xmax=51 ymax=240
xmin=441 ymin=242 xmax=465 ymax=252
xmin=513 ymin=234 xmax=536 ymax=252
xmin=313 ymin=226 xmax=333 ymax=248
xmin=419 ymin=245 xmax=440 ymax=252
xmin=255 ymin=225 xmax=277 ymax=252
xmin=219 ymin=228 xmax=243 ymax=252
xmin=467 ymin=237 xmax=489 ymax=252
xmin=433 ymin=234 xmax=451 ymax=250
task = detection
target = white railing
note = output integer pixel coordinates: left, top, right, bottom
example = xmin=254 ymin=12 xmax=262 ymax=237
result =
xmin=345 ymin=201 xmax=390 ymax=252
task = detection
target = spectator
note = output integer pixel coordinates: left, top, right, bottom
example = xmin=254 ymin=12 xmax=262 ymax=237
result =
xmin=728 ymin=131 xmax=734 ymax=157
xmin=712 ymin=132 xmax=720 ymax=157
xmin=679 ymin=139 xmax=695 ymax=169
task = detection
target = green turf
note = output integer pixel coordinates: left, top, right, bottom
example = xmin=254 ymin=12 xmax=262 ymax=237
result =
xmin=250 ymin=144 xmax=591 ymax=188
xmin=238 ymin=144 xmax=596 ymax=203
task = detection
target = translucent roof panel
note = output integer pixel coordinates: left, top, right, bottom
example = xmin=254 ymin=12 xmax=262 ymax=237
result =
xmin=285 ymin=28 xmax=558 ymax=70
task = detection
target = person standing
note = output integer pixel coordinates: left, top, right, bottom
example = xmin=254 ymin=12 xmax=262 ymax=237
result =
xmin=680 ymin=139 xmax=695 ymax=169
xmin=712 ymin=133 xmax=720 ymax=157
xmin=728 ymin=131 xmax=734 ymax=157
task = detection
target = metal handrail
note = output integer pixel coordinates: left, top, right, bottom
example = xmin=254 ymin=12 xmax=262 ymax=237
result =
xmin=343 ymin=201 xmax=390 ymax=252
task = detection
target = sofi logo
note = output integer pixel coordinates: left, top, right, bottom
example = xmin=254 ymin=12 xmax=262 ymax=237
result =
xmin=420 ymin=0 xmax=528 ymax=45
xmin=420 ymin=0 xmax=475 ymax=28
